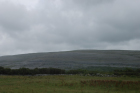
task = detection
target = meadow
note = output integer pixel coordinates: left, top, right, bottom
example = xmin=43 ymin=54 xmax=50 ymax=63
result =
xmin=0 ymin=75 xmax=140 ymax=93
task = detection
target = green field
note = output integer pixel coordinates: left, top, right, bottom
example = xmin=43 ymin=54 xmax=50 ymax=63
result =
xmin=0 ymin=75 xmax=140 ymax=93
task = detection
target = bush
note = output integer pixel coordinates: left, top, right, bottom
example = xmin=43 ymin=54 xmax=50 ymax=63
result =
xmin=113 ymin=68 xmax=140 ymax=76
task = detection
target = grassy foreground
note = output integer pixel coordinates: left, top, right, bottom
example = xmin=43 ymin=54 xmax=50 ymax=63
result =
xmin=0 ymin=75 xmax=140 ymax=93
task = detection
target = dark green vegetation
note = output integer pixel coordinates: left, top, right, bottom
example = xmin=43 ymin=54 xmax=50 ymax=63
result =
xmin=0 ymin=75 xmax=140 ymax=93
xmin=114 ymin=68 xmax=140 ymax=76
xmin=0 ymin=66 xmax=140 ymax=77
xmin=0 ymin=66 xmax=65 ymax=75
xmin=0 ymin=50 xmax=140 ymax=69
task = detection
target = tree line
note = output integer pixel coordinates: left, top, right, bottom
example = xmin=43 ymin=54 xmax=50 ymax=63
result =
xmin=113 ymin=68 xmax=140 ymax=76
xmin=0 ymin=66 xmax=140 ymax=76
xmin=0 ymin=66 xmax=65 ymax=75
xmin=0 ymin=66 xmax=97 ymax=75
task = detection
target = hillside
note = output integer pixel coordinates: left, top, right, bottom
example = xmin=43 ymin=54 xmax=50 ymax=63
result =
xmin=0 ymin=50 xmax=140 ymax=69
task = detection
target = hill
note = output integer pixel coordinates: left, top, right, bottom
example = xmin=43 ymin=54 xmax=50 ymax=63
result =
xmin=0 ymin=50 xmax=140 ymax=69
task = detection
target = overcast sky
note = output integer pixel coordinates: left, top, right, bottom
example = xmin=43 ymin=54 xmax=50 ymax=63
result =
xmin=0 ymin=0 xmax=140 ymax=56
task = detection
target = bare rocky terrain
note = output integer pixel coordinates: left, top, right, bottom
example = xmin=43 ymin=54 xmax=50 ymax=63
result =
xmin=0 ymin=50 xmax=140 ymax=69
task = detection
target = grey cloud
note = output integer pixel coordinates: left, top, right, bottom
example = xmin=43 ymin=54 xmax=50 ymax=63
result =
xmin=0 ymin=0 xmax=140 ymax=56
xmin=34 ymin=0 xmax=140 ymax=46
xmin=73 ymin=0 xmax=114 ymax=7
xmin=0 ymin=1 xmax=30 ymax=32
xmin=93 ymin=0 xmax=140 ymax=43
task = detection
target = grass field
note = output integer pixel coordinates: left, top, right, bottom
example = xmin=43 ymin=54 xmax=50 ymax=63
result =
xmin=0 ymin=75 xmax=140 ymax=93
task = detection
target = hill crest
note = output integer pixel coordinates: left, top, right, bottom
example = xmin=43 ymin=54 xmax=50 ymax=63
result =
xmin=0 ymin=50 xmax=140 ymax=69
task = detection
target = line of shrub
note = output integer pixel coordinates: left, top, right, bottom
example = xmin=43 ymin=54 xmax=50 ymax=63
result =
xmin=113 ymin=68 xmax=140 ymax=76
xmin=0 ymin=66 xmax=65 ymax=75
xmin=0 ymin=66 xmax=98 ymax=75
xmin=0 ymin=66 xmax=99 ymax=75
xmin=0 ymin=66 xmax=140 ymax=76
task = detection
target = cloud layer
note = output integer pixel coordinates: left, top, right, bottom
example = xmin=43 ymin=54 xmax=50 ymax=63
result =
xmin=0 ymin=0 xmax=140 ymax=56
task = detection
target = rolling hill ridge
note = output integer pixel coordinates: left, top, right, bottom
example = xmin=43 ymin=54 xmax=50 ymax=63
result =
xmin=0 ymin=50 xmax=140 ymax=69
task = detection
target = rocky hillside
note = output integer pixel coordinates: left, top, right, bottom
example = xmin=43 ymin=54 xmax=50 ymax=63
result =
xmin=0 ymin=50 xmax=140 ymax=69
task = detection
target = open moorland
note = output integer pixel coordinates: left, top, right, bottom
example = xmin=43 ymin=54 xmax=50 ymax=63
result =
xmin=0 ymin=75 xmax=140 ymax=93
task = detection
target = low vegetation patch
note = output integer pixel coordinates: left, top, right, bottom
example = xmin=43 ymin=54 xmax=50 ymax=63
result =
xmin=0 ymin=75 xmax=140 ymax=93
xmin=0 ymin=66 xmax=140 ymax=93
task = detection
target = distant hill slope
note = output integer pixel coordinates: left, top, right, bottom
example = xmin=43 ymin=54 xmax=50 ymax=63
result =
xmin=0 ymin=50 xmax=140 ymax=69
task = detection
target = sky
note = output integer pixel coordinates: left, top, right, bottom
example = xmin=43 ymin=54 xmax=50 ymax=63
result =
xmin=0 ymin=0 xmax=140 ymax=56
